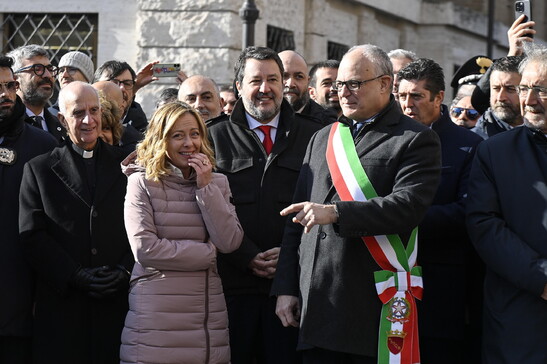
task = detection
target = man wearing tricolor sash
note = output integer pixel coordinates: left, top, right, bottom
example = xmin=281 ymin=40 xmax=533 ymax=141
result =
xmin=271 ymin=45 xmax=442 ymax=364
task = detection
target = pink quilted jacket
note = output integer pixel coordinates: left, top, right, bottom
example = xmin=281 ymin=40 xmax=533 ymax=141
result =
xmin=120 ymin=160 xmax=243 ymax=364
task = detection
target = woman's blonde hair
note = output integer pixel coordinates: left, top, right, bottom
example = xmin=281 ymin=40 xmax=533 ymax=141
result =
xmin=136 ymin=101 xmax=215 ymax=181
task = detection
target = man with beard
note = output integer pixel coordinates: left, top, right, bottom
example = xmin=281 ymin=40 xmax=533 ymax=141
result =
xmin=308 ymin=60 xmax=341 ymax=118
xmin=471 ymin=56 xmax=524 ymax=139
xmin=178 ymin=75 xmax=224 ymax=120
xmin=93 ymin=60 xmax=148 ymax=132
xmin=7 ymin=45 xmax=66 ymax=143
xmin=466 ymin=45 xmax=547 ymax=364
xmin=207 ymin=46 xmax=323 ymax=364
xmin=279 ymin=50 xmax=337 ymax=125
xmin=0 ymin=54 xmax=57 ymax=364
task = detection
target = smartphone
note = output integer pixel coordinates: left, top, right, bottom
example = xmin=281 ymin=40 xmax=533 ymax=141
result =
xmin=152 ymin=63 xmax=181 ymax=77
xmin=515 ymin=0 xmax=533 ymax=38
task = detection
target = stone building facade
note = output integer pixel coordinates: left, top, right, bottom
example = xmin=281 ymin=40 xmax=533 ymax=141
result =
xmin=1 ymin=0 xmax=545 ymax=116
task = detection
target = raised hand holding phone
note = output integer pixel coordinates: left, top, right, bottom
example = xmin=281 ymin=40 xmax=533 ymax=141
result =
xmin=508 ymin=1 xmax=536 ymax=56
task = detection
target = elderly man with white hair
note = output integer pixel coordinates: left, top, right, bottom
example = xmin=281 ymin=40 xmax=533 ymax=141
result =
xmin=466 ymin=45 xmax=547 ymax=364
xmin=19 ymin=81 xmax=133 ymax=363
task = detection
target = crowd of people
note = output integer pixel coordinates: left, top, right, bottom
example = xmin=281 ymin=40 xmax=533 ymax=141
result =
xmin=0 ymin=13 xmax=545 ymax=364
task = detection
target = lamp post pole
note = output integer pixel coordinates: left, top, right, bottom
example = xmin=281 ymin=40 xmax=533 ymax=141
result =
xmin=487 ymin=0 xmax=495 ymax=57
xmin=239 ymin=0 xmax=260 ymax=50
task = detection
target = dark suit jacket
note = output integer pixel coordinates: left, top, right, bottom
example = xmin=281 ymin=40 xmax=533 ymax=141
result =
xmin=417 ymin=106 xmax=483 ymax=342
xmin=272 ymin=97 xmax=442 ymax=356
xmin=124 ymin=101 xmax=148 ymax=133
xmin=466 ymin=126 xmax=547 ymax=364
xmin=207 ymin=98 xmax=324 ymax=296
xmin=19 ymin=140 xmax=133 ymax=363
xmin=24 ymin=107 xmax=66 ymax=144
xmin=300 ymin=99 xmax=338 ymax=125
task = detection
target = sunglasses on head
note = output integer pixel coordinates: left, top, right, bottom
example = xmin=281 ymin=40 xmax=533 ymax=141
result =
xmin=451 ymin=107 xmax=480 ymax=120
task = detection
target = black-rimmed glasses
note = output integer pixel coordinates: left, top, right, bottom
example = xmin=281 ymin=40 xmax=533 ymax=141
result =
xmin=517 ymin=85 xmax=547 ymax=99
xmin=15 ymin=64 xmax=58 ymax=77
xmin=333 ymin=75 xmax=385 ymax=92
xmin=109 ymin=78 xmax=136 ymax=90
xmin=0 ymin=81 xmax=19 ymax=92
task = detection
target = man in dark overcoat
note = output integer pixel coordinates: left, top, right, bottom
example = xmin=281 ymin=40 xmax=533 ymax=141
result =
xmin=466 ymin=45 xmax=547 ymax=364
xmin=0 ymin=55 xmax=57 ymax=364
xmin=207 ymin=46 xmax=324 ymax=364
xmin=397 ymin=58 xmax=484 ymax=363
xmin=19 ymin=81 xmax=133 ymax=363
xmin=272 ymin=45 xmax=441 ymax=363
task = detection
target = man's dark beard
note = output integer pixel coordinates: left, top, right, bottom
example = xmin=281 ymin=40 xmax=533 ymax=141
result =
xmin=0 ymin=97 xmax=24 ymax=136
xmin=492 ymin=102 xmax=521 ymax=126
xmin=285 ymin=89 xmax=309 ymax=111
xmin=324 ymin=93 xmax=341 ymax=111
xmin=22 ymin=79 xmax=53 ymax=107
xmin=0 ymin=98 xmax=15 ymax=119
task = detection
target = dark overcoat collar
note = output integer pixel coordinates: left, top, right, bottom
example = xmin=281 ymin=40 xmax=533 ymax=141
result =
xmin=50 ymin=139 xmax=122 ymax=206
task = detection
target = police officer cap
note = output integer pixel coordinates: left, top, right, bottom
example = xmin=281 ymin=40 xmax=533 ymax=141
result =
xmin=450 ymin=55 xmax=493 ymax=89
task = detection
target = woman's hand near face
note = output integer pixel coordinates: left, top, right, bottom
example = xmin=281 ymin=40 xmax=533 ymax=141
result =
xmin=188 ymin=153 xmax=212 ymax=188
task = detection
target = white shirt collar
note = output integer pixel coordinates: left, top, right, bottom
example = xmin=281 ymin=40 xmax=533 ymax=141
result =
xmin=26 ymin=108 xmax=48 ymax=131
xmin=25 ymin=108 xmax=44 ymax=119
xmin=245 ymin=111 xmax=280 ymax=130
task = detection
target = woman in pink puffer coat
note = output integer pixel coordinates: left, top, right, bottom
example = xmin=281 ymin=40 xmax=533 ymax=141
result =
xmin=119 ymin=102 xmax=243 ymax=364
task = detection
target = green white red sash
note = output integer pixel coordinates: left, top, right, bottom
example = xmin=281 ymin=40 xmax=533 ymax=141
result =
xmin=326 ymin=122 xmax=423 ymax=364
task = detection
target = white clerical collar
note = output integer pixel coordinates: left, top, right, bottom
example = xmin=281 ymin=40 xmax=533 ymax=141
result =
xmin=72 ymin=143 xmax=95 ymax=159
xmin=245 ymin=112 xmax=280 ymax=130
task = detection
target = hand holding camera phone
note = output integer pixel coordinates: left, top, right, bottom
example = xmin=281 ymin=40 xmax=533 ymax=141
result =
xmin=514 ymin=0 xmax=534 ymax=38
xmin=152 ymin=63 xmax=181 ymax=77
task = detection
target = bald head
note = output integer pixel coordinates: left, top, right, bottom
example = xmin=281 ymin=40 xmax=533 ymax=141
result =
xmin=59 ymin=81 xmax=98 ymax=114
xmin=58 ymin=81 xmax=102 ymax=150
xmin=278 ymin=50 xmax=310 ymax=110
xmin=178 ymin=75 xmax=223 ymax=120
xmin=93 ymin=80 xmax=125 ymax=120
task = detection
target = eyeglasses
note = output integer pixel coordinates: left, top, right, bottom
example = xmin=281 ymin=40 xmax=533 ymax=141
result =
xmin=451 ymin=107 xmax=480 ymax=120
xmin=516 ymin=85 xmax=547 ymax=99
xmin=109 ymin=78 xmax=136 ymax=90
xmin=0 ymin=81 xmax=19 ymax=92
xmin=15 ymin=64 xmax=58 ymax=77
xmin=333 ymin=75 xmax=385 ymax=92
xmin=57 ymin=66 xmax=80 ymax=76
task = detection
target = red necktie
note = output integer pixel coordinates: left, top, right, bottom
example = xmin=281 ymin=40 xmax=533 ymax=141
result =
xmin=258 ymin=125 xmax=273 ymax=155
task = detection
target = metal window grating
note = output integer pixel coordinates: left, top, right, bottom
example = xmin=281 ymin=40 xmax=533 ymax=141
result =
xmin=0 ymin=13 xmax=98 ymax=103
xmin=267 ymin=25 xmax=295 ymax=52
xmin=1 ymin=13 xmax=98 ymax=65
xmin=328 ymin=41 xmax=349 ymax=61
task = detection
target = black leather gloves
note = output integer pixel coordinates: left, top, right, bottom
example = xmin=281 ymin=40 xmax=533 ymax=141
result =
xmin=70 ymin=265 xmax=130 ymax=299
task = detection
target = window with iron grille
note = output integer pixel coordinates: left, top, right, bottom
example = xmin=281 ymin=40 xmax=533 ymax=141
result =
xmin=267 ymin=25 xmax=295 ymax=52
xmin=1 ymin=13 xmax=98 ymax=102
xmin=328 ymin=41 xmax=349 ymax=61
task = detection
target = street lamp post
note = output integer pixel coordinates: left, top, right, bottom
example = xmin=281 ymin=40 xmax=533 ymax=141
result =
xmin=239 ymin=0 xmax=260 ymax=50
